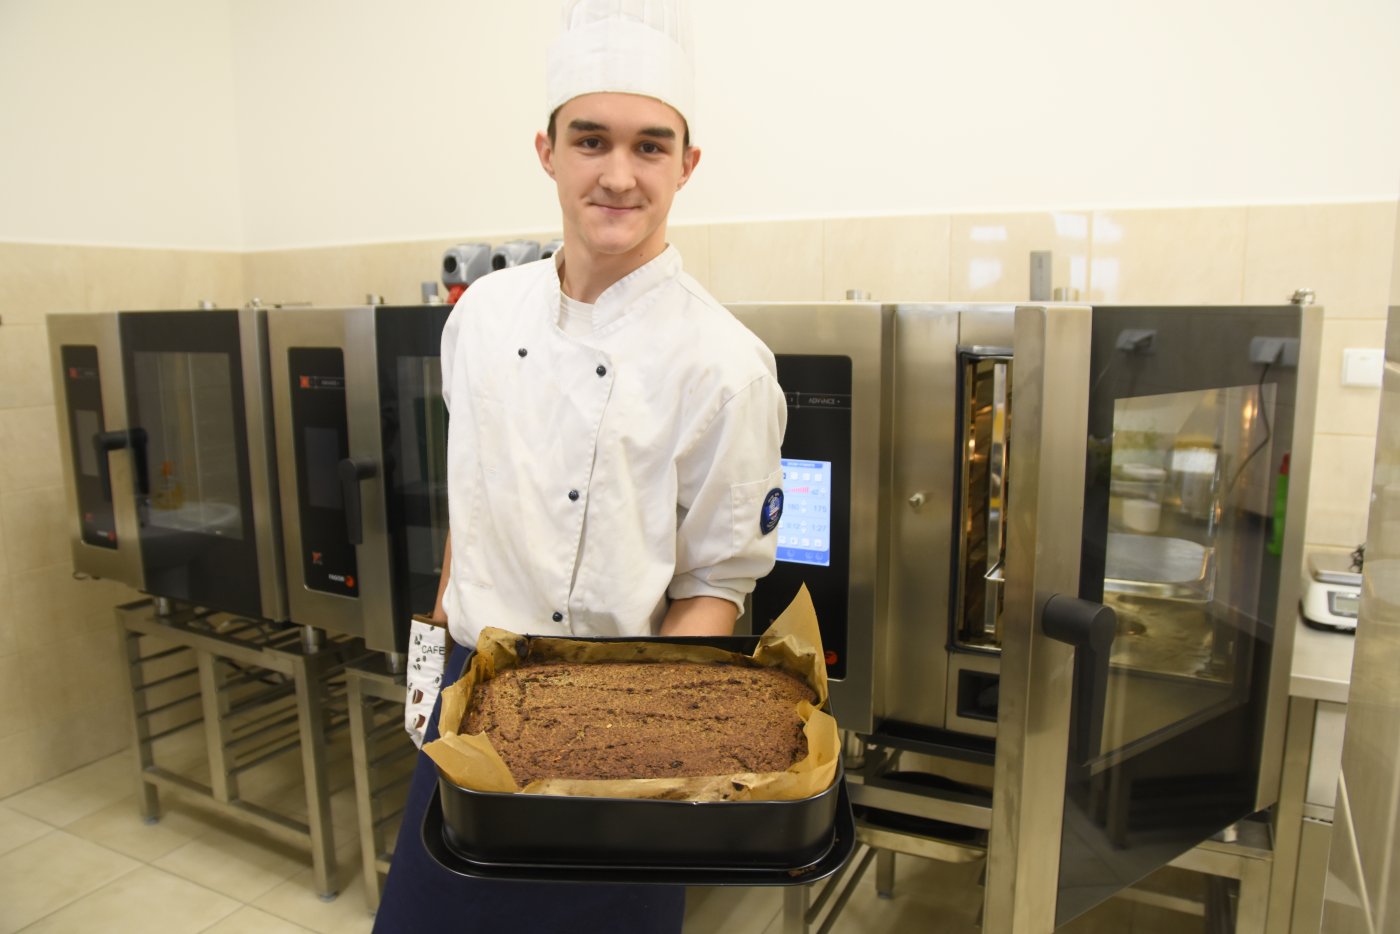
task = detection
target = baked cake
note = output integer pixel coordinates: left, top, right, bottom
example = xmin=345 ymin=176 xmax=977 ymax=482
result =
xmin=461 ymin=660 xmax=817 ymax=785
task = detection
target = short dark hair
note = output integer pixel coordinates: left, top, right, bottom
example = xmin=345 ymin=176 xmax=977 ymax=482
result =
xmin=546 ymin=106 xmax=691 ymax=149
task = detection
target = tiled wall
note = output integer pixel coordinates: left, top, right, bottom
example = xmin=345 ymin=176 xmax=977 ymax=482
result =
xmin=0 ymin=246 xmax=245 ymax=795
xmin=0 ymin=200 xmax=1393 ymax=796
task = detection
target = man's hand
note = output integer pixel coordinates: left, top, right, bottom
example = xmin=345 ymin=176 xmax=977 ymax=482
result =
xmin=660 ymin=595 xmax=738 ymax=637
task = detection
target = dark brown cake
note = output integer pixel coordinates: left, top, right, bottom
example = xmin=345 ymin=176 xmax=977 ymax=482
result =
xmin=461 ymin=660 xmax=817 ymax=785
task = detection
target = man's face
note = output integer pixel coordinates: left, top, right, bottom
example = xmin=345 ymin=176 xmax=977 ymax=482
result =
xmin=536 ymin=93 xmax=700 ymax=266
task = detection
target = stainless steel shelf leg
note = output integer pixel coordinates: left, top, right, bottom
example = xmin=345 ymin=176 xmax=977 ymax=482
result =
xmin=197 ymin=651 xmax=238 ymax=804
xmin=347 ymin=668 xmax=380 ymax=913
xmin=294 ymin=654 xmax=338 ymax=901
xmin=876 ymin=849 xmax=896 ymax=899
xmin=783 ymin=885 xmax=811 ymax=934
xmin=119 ymin=622 xmax=161 ymax=821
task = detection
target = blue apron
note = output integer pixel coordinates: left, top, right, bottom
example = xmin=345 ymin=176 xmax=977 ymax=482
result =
xmin=373 ymin=647 xmax=686 ymax=933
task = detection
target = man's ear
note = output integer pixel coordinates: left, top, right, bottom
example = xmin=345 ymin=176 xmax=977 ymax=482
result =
xmin=677 ymin=145 xmax=701 ymax=191
xmin=535 ymin=131 xmax=556 ymax=179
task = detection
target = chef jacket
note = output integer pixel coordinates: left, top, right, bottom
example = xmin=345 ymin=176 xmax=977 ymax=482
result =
xmin=439 ymin=245 xmax=787 ymax=649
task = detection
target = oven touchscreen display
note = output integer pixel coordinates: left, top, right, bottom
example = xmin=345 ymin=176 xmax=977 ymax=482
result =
xmin=776 ymin=458 xmax=831 ymax=567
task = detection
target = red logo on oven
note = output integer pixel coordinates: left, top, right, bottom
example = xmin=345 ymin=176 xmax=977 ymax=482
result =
xmin=68 ymin=367 xmax=79 ymax=379
xmin=824 ymin=650 xmax=838 ymax=667
xmin=299 ymin=376 xmax=311 ymax=389
xmin=345 ymin=575 xmax=355 ymax=589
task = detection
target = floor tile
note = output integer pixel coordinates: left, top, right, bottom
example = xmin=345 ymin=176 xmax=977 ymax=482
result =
xmin=64 ymin=793 xmax=211 ymax=863
xmin=2 ymin=749 xmax=135 ymax=828
xmin=0 ymin=803 xmax=53 ymax=857
xmin=19 ymin=865 xmax=239 ymax=934
xmin=684 ymin=885 xmax=783 ymax=934
xmin=201 ymin=906 xmax=319 ymax=934
xmin=0 ymin=830 xmax=141 ymax=934
xmin=152 ymin=817 xmax=311 ymax=903
xmin=252 ymin=838 xmax=375 ymax=933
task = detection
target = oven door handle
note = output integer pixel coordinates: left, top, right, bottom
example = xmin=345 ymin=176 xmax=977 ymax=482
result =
xmin=337 ymin=457 xmax=378 ymax=546
xmin=1041 ymin=594 xmax=1116 ymax=768
xmin=94 ymin=427 xmax=150 ymax=500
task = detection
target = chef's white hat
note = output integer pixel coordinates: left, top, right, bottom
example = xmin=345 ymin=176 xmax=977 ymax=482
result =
xmin=546 ymin=0 xmax=696 ymax=136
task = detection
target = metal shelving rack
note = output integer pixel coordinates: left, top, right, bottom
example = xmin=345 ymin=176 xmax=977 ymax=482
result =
xmin=117 ymin=599 xmax=359 ymax=900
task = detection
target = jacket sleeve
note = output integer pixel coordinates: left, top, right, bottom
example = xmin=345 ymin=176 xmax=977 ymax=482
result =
xmin=668 ymin=372 xmax=788 ymax=612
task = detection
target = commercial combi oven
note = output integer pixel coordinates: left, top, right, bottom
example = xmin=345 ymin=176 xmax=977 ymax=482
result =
xmin=48 ymin=308 xmax=287 ymax=621
xmin=267 ymin=304 xmax=451 ymax=658
xmin=730 ymin=301 xmax=1321 ymax=929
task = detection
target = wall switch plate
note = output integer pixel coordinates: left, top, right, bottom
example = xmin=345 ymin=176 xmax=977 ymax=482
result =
xmin=1342 ymin=348 xmax=1384 ymax=388
xmin=1029 ymin=251 xmax=1052 ymax=301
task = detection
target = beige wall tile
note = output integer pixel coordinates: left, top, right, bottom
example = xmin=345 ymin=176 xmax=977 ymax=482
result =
xmin=1243 ymin=202 xmax=1397 ymax=318
xmin=80 ymin=247 xmax=244 ymax=313
xmin=340 ymin=240 xmax=457 ymax=306
xmin=1313 ymin=318 xmax=1386 ymax=437
xmin=1089 ymin=208 xmax=1247 ymax=304
xmin=0 ymin=406 xmax=60 ymax=492
xmin=0 ymin=728 xmax=41 ymax=798
xmin=0 ymin=243 xmax=88 ymax=324
xmin=0 ymin=573 xmax=14 ymax=658
xmin=949 ymin=211 xmax=1089 ymax=303
xmin=0 ymin=323 xmax=54 ymax=409
xmin=0 ymin=652 xmax=29 ymax=742
xmin=666 ymin=224 xmax=710 ymax=291
xmin=823 ymin=215 xmax=951 ymax=302
xmin=1391 ymin=201 xmax=1400 ymax=305
xmin=10 ymin=565 xmax=78 ymax=655
xmin=1303 ymin=433 xmax=1377 ymax=549
xmin=245 ymin=237 xmax=513 ymax=309
xmin=1 ymin=484 xmax=69 ymax=573
xmin=706 ymin=220 xmax=824 ymax=303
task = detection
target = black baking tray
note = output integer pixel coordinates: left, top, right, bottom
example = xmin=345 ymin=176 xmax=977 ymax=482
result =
xmin=432 ymin=633 xmax=842 ymax=874
xmin=424 ymin=779 xmax=855 ymax=886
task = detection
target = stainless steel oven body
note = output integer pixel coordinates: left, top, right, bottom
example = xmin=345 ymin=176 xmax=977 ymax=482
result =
xmin=730 ymin=301 xmax=1321 ymax=928
xmin=727 ymin=302 xmax=894 ymax=734
xmin=268 ymin=305 xmax=451 ymax=655
xmin=48 ymin=308 xmax=287 ymax=621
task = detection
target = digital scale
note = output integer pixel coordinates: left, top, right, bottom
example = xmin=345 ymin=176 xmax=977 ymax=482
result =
xmin=1301 ymin=552 xmax=1362 ymax=634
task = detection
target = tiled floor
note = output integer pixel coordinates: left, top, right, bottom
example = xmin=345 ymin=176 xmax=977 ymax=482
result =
xmin=0 ymin=738 xmax=1206 ymax=933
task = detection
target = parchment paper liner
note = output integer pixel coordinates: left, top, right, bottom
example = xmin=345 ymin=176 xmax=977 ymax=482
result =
xmin=425 ymin=585 xmax=838 ymax=802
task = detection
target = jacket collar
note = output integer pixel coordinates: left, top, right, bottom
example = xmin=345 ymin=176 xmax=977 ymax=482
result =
xmin=550 ymin=245 xmax=682 ymax=333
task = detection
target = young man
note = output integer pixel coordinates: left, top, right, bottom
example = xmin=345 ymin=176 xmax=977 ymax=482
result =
xmin=374 ymin=2 xmax=786 ymax=930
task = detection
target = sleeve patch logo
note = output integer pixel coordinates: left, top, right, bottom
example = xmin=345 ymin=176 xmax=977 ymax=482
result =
xmin=760 ymin=488 xmax=784 ymax=535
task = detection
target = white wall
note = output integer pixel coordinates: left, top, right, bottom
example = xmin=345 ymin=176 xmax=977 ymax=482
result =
xmin=3 ymin=0 xmax=1399 ymax=250
xmin=0 ymin=0 xmax=245 ymax=248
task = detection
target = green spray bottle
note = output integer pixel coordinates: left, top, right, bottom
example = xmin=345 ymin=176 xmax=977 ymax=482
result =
xmin=1267 ymin=452 xmax=1290 ymax=556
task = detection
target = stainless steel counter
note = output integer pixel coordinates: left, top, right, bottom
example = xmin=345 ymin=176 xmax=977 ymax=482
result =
xmin=1289 ymin=616 xmax=1355 ymax=702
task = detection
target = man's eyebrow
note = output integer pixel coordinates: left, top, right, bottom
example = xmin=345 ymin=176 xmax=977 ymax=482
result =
xmin=566 ymin=119 xmax=676 ymax=141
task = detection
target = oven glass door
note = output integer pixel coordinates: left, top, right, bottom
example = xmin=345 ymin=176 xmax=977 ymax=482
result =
xmin=1053 ymin=306 xmax=1301 ymax=925
xmin=377 ymin=306 xmax=452 ymax=646
xmin=120 ymin=310 xmax=262 ymax=617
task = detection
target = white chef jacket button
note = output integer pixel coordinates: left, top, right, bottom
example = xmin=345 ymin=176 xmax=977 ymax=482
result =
xmin=552 ymin=611 xmax=563 ymax=622
xmin=595 ymin=364 xmax=607 ymax=377
xmin=568 ymin=489 xmax=580 ymax=501
xmin=518 ymin=348 xmax=528 ymax=357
